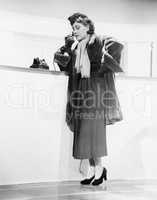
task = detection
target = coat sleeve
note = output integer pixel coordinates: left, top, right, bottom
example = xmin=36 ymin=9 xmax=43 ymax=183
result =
xmin=100 ymin=36 xmax=124 ymax=73
xmin=53 ymin=46 xmax=72 ymax=73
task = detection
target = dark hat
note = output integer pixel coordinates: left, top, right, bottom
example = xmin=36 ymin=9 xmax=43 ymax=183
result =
xmin=68 ymin=12 xmax=88 ymax=25
xmin=68 ymin=12 xmax=95 ymax=34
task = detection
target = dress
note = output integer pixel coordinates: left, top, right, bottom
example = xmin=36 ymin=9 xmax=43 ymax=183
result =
xmin=72 ymin=76 xmax=108 ymax=159
xmin=54 ymin=35 xmax=123 ymax=159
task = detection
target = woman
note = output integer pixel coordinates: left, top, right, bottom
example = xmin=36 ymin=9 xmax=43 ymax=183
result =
xmin=54 ymin=13 xmax=123 ymax=186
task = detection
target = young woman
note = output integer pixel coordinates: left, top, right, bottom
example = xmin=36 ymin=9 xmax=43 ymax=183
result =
xmin=54 ymin=13 xmax=123 ymax=186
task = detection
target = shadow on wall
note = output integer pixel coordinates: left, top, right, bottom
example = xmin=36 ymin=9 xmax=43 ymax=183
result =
xmin=110 ymin=125 xmax=157 ymax=179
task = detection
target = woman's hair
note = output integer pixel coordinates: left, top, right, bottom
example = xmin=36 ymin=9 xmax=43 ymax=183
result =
xmin=68 ymin=12 xmax=95 ymax=35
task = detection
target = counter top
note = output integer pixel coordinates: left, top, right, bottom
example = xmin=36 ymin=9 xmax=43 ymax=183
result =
xmin=1 ymin=65 xmax=157 ymax=81
xmin=0 ymin=65 xmax=66 ymax=76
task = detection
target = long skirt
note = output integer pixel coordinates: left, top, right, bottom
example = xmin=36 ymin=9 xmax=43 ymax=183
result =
xmin=72 ymin=77 xmax=108 ymax=159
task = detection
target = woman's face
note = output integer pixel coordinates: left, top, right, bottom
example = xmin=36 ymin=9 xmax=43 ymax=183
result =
xmin=72 ymin=22 xmax=89 ymax=41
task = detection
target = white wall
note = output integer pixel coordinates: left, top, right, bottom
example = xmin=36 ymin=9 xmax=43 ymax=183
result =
xmin=106 ymin=77 xmax=157 ymax=180
xmin=0 ymin=0 xmax=157 ymax=24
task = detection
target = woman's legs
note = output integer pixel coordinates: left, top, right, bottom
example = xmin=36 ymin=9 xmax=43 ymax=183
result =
xmin=80 ymin=157 xmax=106 ymax=185
xmin=80 ymin=158 xmax=95 ymax=184
xmin=93 ymin=157 xmax=102 ymax=166
xmin=85 ymin=158 xmax=95 ymax=178
xmin=93 ymin=157 xmax=104 ymax=179
xmin=88 ymin=157 xmax=103 ymax=178
xmin=89 ymin=158 xmax=95 ymax=166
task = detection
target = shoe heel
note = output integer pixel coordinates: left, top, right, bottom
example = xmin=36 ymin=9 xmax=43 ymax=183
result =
xmin=92 ymin=168 xmax=107 ymax=186
xmin=104 ymin=168 xmax=107 ymax=181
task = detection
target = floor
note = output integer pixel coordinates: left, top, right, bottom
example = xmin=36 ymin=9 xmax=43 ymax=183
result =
xmin=0 ymin=180 xmax=157 ymax=200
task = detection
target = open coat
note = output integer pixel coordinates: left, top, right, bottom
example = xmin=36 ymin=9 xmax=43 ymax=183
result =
xmin=55 ymin=35 xmax=124 ymax=132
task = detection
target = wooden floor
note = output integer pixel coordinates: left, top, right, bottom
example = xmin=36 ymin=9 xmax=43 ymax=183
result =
xmin=0 ymin=180 xmax=157 ymax=200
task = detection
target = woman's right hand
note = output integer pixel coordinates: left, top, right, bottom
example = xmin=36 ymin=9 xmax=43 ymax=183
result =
xmin=54 ymin=49 xmax=71 ymax=67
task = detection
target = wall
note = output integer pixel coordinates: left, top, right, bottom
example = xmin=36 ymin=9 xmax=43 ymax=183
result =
xmin=0 ymin=0 xmax=157 ymax=24
xmin=106 ymin=77 xmax=156 ymax=180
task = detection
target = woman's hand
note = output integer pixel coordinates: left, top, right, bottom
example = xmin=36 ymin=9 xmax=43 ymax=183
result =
xmin=54 ymin=50 xmax=71 ymax=67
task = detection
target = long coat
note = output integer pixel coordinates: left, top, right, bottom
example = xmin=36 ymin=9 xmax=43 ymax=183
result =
xmin=55 ymin=35 xmax=124 ymax=132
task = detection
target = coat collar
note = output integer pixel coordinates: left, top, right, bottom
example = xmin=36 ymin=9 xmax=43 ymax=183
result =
xmin=71 ymin=34 xmax=97 ymax=51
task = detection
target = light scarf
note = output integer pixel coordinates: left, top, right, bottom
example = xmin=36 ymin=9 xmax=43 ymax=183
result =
xmin=74 ymin=36 xmax=91 ymax=78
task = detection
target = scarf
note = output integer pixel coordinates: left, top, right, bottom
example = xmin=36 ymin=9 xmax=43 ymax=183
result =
xmin=74 ymin=36 xmax=91 ymax=78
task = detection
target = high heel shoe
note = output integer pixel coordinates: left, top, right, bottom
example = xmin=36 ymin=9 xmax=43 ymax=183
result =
xmin=80 ymin=175 xmax=95 ymax=185
xmin=92 ymin=168 xmax=107 ymax=186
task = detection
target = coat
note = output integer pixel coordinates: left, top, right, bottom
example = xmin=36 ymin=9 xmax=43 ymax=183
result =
xmin=54 ymin=35 xmax=124 ymax=132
